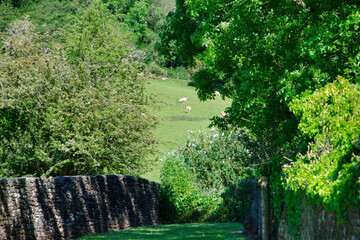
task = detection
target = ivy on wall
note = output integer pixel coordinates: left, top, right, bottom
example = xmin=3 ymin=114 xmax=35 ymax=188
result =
xmin=284 ymin=77 xmax=360 ymax=231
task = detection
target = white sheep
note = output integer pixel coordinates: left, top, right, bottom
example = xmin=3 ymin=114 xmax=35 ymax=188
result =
xmin=214 ymin=91 xmax=220 ymax=96
xmin=221 ymin=111 xmax=228 ymax=117
xmin=179 ymin=97 xmax=188 ymax=103
xmin=186 ymin=106 xmax=191 ymax=113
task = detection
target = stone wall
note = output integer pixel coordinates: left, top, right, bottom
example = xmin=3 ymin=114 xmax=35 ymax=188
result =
xmin=0 ymin=175 xmax=160 ymax=240
xmin=250 ymin=180 xmax=262 ymax=234
xmin=278 ymin=198 xmax=360 ymax=240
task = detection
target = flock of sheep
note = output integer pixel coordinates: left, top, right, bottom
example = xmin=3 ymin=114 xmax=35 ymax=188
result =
xmin=179 ymin=91 xmax=227 ymax=116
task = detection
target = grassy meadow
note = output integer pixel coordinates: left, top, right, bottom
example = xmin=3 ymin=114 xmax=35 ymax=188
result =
xmin=76 ymin=222 xmax=245 ymax=240
xmin=141 ymin=77 xmax=232 ymax=182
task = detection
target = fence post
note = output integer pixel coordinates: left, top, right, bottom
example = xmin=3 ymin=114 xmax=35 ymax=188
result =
xmin=259 ymin=176 xmax=270 ymax=240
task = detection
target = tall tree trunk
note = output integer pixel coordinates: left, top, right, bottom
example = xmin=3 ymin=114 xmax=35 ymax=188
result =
xmin=260 ymin=176 xmax=270 ymax=240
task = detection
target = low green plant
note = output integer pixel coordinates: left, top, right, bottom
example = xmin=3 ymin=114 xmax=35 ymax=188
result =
xmin=165 ymin=66 xmax=188 ymax=80
xmin=160 ymin=128 xmax=263 ymax=223
xmin=147 ymin=63 xmax=165 ymax=76
xmin=160 ymin=152 xmax=219 ymax=223
xmin=179 ymin=129 xmax=262 ymax=189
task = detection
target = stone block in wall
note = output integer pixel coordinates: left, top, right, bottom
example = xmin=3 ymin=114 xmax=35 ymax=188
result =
xmin=0 ymin=175 xmax=160 ymax=240
xmin=278 ymin=197 xmax=360 ymax=240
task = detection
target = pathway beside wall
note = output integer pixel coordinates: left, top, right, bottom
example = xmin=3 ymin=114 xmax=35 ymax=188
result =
xmin=0 ymin=175 xmax=160 ymax=240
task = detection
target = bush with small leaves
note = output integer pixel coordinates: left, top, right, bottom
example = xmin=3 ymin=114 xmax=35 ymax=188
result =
xmin=0 ymin=3 xmax=157 ymax=178
xmin=160 ymin=128 xmax=263 ymax=223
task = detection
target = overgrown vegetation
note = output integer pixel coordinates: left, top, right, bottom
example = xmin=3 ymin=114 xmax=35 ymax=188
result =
xmin=2 ymin=0 xmax=359 ymax=237
xmin=0 ymin=1 xmax=157 ymax=177
xmin=286 ymin=77 xmax=360 ymax=222
xmin=160 ymin=0 xmax=360 ymax=236
xmin=160 ymin=128 xmax=263 ymax=223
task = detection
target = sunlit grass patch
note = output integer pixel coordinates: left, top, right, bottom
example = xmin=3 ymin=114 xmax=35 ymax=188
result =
xmin=76 ymin=222 xmax=245 ymax=240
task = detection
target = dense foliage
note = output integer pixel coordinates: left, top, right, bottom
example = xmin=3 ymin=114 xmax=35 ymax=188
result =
xmin=162 ymin=0 xmax=359 ymax=149
xmin=0 ymin=1 xmax=157 ymax=177
xmin=0 ymin=2 xmax=19 ymax=32
xmin=100 ymin=0 xmax=174 ymax=64
xmin=1 ymin=0 xmax=174 ymax=66
xmin=160 ymin=0 xmax=360 ymax=233
xmin=286 ymin=77 xmax=360 ymax=220
xmin=160 ymin=129 xmax=263 ymax=223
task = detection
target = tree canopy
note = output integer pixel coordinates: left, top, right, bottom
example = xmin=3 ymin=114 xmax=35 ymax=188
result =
xmin=0 ymin=1 xmax=157 ymax=177
xmin=161 ymin=0 xmax=360 ymax=151
xmin=160 ymin=0 xmax=360 ymax=228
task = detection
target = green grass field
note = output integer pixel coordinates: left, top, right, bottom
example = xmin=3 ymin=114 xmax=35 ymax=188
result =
xmin=76 ymin=222 xmax=245 ymax=240
xmin=141 ymin=77 xmax=232 ymax=182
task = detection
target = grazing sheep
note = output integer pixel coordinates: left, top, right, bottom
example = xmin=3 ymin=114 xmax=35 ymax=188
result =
xmin=179 ymin=97 xmax=188 ymax=103
xmin=186 ymin=106 xmax=191 ymax=113
xmin=162 ymin=77 xmax=167 ymax=80
xmin=214 ymin=91 xmax=220 ymax=96
xmin=221 ymin=111 xmax=228 ymax=117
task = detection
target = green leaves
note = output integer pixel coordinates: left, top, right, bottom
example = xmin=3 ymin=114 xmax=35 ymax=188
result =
xmin=161 ymin=0 xmax=360 ymax=151
xmin=61 ymin=0 xmax=130 ymax=75
xmin=160 ymin=128 xmax=263 ymax=222
xmin=0 ymin=3 xmax=157 ymax=178
xmin=161 ymin=0 xmax=360 ymax=230
xmin=286 ymin=77 xmax=360 ymax=222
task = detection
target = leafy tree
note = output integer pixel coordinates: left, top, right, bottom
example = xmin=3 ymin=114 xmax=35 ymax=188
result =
xmin=60 ymin=0 xmax=136 ymax=74
xmin=161 ymin=0 xmax=360 ymax=155
xmin=160 ymin=0 xmax=360 ymax=232
xmin=0 ymin=2 xmax=157 ymax=178
xmin=99 ymin=0 xmax=170 ymax=64
xmin=102 ymin=0 xmax=138 ymax=17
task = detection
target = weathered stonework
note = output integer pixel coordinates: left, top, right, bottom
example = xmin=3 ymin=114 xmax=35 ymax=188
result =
xmin=278 ymin=198 xmax=360 ymax=240
xmin=0 ymin=175 xmax=160 ymax=240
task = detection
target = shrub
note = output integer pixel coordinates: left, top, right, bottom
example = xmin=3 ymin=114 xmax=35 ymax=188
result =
xmin=179 ymin=129 xmax=262 ymax=189
xmin=220 ymin=180 xmax=258 ymax=222
xmin=147 ymin=63 xmax=165 ymax=76
xmin=0 ymin=5 xmax=157 ymax=177
xmin=166 ymin=66 xmax=188 ymax=80
xmin=160 ymin=152 xmax=219 ymax=223
xmin=160 ymin=128 xmax=263 ymax=223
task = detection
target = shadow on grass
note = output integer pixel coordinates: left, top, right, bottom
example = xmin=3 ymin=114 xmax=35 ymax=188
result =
xmin=76 ymin=222 xmax=246 ymax=240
